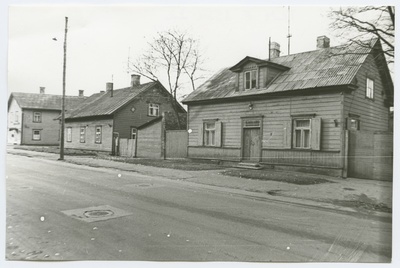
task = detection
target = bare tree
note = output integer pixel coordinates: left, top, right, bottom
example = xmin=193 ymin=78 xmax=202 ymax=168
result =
xmin=128 ymin=29 xmax=203 ymax=99
xmin=329 ymin=6 xmax=394 ymax=64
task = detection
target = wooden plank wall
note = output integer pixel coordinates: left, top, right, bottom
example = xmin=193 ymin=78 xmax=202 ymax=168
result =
xmin=165 ymin=130 xmax=188 ymax=158
xmin=119 ymin=138 xmax=136 ymax=157
xmin=187 ymin=92 xmax=342 ymax=168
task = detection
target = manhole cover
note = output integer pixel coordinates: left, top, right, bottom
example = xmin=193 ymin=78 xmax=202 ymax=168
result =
xmin=62 ymin=205 xmax=132 ymax=223
xmin=84 ymin=210 xmax=114 ymax=218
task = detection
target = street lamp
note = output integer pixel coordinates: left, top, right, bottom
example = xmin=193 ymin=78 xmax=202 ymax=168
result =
xmin=59 ymin=17 xmax=68 ymax=160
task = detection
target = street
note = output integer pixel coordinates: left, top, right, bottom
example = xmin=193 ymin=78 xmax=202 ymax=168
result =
xmin=6 ymin=153 xmax=392 ymax=262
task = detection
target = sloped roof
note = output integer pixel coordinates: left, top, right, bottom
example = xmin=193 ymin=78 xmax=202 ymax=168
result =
xmin=66 ymin=82 xmax=157 ymax=119
xmin=9 ymin=92 xmax=87 ymax=111
xmin=183 ymin=40 xmax=378 ymax=103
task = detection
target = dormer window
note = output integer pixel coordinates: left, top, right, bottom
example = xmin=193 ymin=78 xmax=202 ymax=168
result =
xmin=245 ymin=70 xmax=257 ymax=90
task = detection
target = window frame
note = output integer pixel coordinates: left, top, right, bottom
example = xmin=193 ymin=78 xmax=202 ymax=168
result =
xmin=15 ymin=111 xmax=19 ymax=123
xmin=32 ymin=129 xmax=41 ymax=141
xmin=33 ymin=111 xmax=42 ymax=123
xmin=80 ymin=126 xmax=86 ymax=143
xmin=95 ymin=125 xmax=102 ymax=144
xmin=130 ymin=127 xmax=137 ymax=140
xmin=293 ymin=118 xmax=312 ymax=149
xmin=366 ymin=77 xmax=374 ymax=100
xmin=66 ymin=127 xmax=72 ymax=142
xmin=244 ymin=69 xmax=257 ymax=90
xmin=148 ymin=103 xmax=160 ymax=117
xmin=203 ymin=121 xmax=216 ymax=146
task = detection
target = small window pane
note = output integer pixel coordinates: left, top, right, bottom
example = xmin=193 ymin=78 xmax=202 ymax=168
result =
xmin=303 ymin=130 xmax=310 ymax=148
xmin=295 ymin=129 xmax=301 ymax=147
xmin=251 ymin=70 xmax=257 ymax=88
xmin=245 ymin=72 xmax=251 ymax=89
xmin=296 ymin=120 xmax=310 ymax=128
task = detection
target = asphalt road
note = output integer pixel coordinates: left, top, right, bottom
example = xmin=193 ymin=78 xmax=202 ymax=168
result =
xmin=5 ymin=153 xmax=392 ymax=262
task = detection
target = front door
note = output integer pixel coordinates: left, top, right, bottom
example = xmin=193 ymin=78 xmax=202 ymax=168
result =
xmin=242 ymin=127 xmax=261 ymax=161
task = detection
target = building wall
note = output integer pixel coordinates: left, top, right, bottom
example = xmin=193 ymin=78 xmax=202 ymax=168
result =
xmin=7 ymin=98 xmax=22 ymax=144
xmin=64 ymin=118 xmax=113 ymax=152
xmin=113 ymin=85 xmax=183 ymax=139
xmin=344 ymin=52 xmax=391 ymax=132
xmin=187 ymin=91 xmax=343 ymax=168
xmin=137 ymin=120 xmax=162 ymax=158
xmin=21 ymin=109 xmax=61 ymax=145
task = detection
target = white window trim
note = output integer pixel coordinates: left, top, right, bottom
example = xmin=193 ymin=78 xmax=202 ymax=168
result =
xmin=293 ymin=119 xmax=311 ymax=149
xmin=95 ymin=126 xmax=102 ymax=144
xmin=204 ymin=121 xmax=216 ymax=146
xmin=366 ymin=78 xmax=374 ymax=99
xmin=244 ymin=70 xmax=257 ymax=90
xmin=32 ymin=129 xmax=41 ymax=141
xmin=66 ymin=127 xmax=72 ymax=142
xmin=33 ymin=112 xmax=42 ymax=123
xmin=80 ymin=126 xmax=86 ymax=143
xmin=148 ymin=103 xmax=160 ymax=116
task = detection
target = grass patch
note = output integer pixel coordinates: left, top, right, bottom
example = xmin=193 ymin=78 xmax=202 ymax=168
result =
xmin=221 ymin=169 xmax=335 ymax=185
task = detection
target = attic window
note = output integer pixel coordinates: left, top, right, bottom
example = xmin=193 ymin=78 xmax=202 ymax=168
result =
xmin=366 ymin=78 xmax=374 ymax=99
xmin=244 ymin=70 xmax=257 ymax=90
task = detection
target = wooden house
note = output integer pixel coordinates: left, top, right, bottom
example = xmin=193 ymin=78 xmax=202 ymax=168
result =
xmin=64 ymin=75 xmax=186 ymax=154
xmin=182 ymin=37 xmax=393 ymax=180
xmin=7 ymin=87 xmax=86 ymax=145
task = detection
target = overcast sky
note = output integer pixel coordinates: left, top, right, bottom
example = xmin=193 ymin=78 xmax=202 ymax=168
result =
xmin=7 ymin=4 xmax=337 ymax=100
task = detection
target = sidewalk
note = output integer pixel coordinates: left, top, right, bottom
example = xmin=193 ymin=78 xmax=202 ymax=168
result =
xmin=6 ymin=147 xmax=392 ymax=216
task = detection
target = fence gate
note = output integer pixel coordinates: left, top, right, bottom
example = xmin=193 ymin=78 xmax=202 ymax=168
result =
xmin=165 ymin=130 xmax=188 ymax=158
xmin=119 ymin=138 xmax=136 ymax=157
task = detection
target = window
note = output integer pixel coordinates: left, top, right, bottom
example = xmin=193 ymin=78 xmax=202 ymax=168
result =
xmin=293 ymin=119 xmax=311 ymax=149
xmin=32 ymin=130 xmax=41 ymax=141
xmin=15 ymin=111 xmax=19 ymax=123
xmin=244 ymin=70 xmax=257 ymax=90
xmin=204 ymin=122 xmax=216 ymax=146
xmin=95 ymin=126 xmax=102 ymax=144
xmin=10 ymin=112 xmax=14 ymax=123
xmin=148 ymin=103 xmax=160 ymax=116
xmin=80 ymin=127 xmax=86 ymax=143
xmin=131 ymin=128 xmax=137 ymax=140
xmin=33 ymin=112 xmax=42 ymax=123
xmin=366 ymin=78 xmax=374 ymax=99
xmin=66 ymin=127 xmax=72 ymax=142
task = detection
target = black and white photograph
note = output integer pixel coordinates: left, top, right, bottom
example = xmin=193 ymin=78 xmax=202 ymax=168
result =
xmin=1 ymin=0 xmax=397 ymax=267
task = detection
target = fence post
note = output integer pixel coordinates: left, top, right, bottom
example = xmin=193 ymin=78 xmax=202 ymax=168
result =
xmin=342 ymin=130 xmax=349 ymax=178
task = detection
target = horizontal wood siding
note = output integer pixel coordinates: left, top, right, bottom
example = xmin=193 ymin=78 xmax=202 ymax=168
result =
xmin=64 ymin=118 xmax=113 ymax=151
xmin=166 ymin=130 xmax=188 ymax=158
xmin=262 ymin=149 xmax=342 ymax=168
xmin=188 ymin=146 xmax=241 ymax=161
xmin=344 ymin=53 xmax=390 ymax=132
xmin=188 ymin=93 xmax=342 ymax=158
xmin=22 ymin=109 xmax=61 ymax=145
xmin=137 ymin=120 xmax=162 ymax=158
xmin=114 ymin=85 xmax=182 ymax=139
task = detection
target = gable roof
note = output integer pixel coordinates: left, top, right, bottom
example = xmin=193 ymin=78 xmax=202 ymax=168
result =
xmin=183 ymin=39 xmax=382 ymax=103
xmin=8 ymin=92 xmax=87 ymax=111
xmin=65 ymin=81 xmax=186 ymax=119
xmin=66 ymin=82 xmax=156 ymax=119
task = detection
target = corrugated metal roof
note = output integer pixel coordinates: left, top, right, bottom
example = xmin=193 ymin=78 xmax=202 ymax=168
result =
xmin=66 ymin=82 xmax=157 ymax=119
xmin=183 ymin=40 xmax=376 ymax=103
xmin=9 ymin=93 xmax=87 ymax=111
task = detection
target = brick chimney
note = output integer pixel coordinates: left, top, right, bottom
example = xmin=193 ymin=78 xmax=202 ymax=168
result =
xmin=106 ymin=82 xmax=113 ymax=97
xmin=317 ymin=36 xmax=330 ymax=49
xmin=269 ymin=42 xmax=280 ymax=59
xmin=78 ymin=90 xmax=84 ymax=97
xmin=131 ymin=74 xmax=141 ymax=87
xmin=40 ymin=87 xmax=45 ymax=94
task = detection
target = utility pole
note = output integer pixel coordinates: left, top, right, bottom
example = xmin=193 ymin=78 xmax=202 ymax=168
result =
xmin=287 ymin=6 xmax=292 ymax=55
xmin=59 ymin=17 xmax=68 ymax=160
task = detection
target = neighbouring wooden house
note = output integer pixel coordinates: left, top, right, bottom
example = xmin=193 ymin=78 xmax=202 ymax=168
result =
xmin=182 ymin=36 xmax=393 ymax=180
xmin=64 ymin=75 xmax=187 ymax=155
xmin=7 ymin=87 xmax=86 ymax=145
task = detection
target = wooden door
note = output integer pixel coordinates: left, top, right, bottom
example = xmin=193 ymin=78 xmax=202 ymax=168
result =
xmin=242 ymin=128 xmax=261 ymax=161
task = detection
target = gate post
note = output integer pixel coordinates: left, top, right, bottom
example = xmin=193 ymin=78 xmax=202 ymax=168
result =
xmin=161 ymin=112 xmax=166 ymax=159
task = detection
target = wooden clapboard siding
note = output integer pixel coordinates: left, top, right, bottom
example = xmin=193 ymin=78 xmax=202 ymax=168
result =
xmin=113 ymin=85 xmax=178 ymax=139
xmin=188 ymin=146 xmax=241 ymax=161
xmin=64 ymin=118 xmax=113 ymax=151
xmin=344 ymin=53 xmax=390 ymax=132
xmin=262 ymin=149 xmax=342 ymax=168
xmin=187 ymin=92 xmax=342 ymax=154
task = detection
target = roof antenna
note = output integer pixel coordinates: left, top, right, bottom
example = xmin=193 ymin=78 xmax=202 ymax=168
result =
xmin=287 ymin=6 xmax=292 ymax=55
xmin=268 ymin=37 xmax=271 ymax=60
